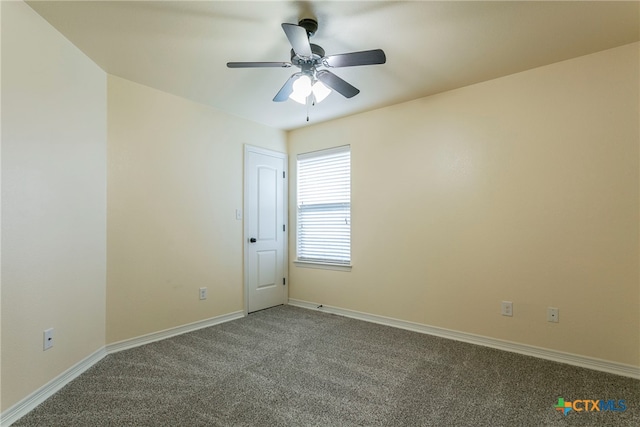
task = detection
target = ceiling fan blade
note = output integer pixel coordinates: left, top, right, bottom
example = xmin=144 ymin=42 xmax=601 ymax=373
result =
xmin=227 ymin=62 xmax=292 ymax=68
xmin=273 ymin=74 xmax=298 ymax=102
xmin=281 ymin=23 xmax=312 ymax=58
xmin=316 ymin=70 xmax=360 ymax=99
xmin=323 ymin=49 xmax=386 ymax=68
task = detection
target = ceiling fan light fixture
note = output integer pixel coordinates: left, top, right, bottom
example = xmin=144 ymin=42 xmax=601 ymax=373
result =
xmin=289 ymin=74 xmax=312 ymax=104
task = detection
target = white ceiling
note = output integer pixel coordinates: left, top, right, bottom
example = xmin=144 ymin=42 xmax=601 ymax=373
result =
xmin=27 ymin=1 xmax=639 ymax=131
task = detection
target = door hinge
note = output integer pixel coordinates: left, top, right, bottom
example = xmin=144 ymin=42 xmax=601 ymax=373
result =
xmin=283 ymin=224 xmax=286 ymax=232
xmin=283 ymin=277 xmax=286 ymax=286
xmin=283 ymin=171 xmax=286 ymax=179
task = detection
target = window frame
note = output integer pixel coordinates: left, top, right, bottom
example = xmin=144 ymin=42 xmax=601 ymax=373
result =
xmin=294 ymin=145 xmax=352 ymax=271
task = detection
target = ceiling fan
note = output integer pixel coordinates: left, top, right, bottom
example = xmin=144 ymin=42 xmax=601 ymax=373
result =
xmin=227 ymin=18 xmax=386 ymax=105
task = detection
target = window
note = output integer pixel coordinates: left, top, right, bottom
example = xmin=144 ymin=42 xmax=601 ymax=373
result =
xmin=296 ymin=145 xmax=351 ymax=267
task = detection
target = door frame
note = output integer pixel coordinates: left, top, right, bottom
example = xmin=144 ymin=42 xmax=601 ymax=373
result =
xmin=243 ymin=144 xmax=288 ymax=315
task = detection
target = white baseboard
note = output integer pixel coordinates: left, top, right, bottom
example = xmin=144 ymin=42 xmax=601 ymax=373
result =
xmin=288 ymin=298 xmax=640 ymax=380
xmin=106 ymin=310 xmax=245 ymax=354
xmin=1 ymin=310 xmax=245 ymax=426
xmin=0 ymin=347 xmax=107 ymax=427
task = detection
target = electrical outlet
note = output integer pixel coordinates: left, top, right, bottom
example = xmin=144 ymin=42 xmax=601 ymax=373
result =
xmin=43 ymin=328 xmax=54 ymax=350
xmin=501 ymin=301 xmax=513 ymax=317
xmin=199 ymin=287 xmax=207 ymax=300
xmin=547 ymin=307 xmax=559 ymax=323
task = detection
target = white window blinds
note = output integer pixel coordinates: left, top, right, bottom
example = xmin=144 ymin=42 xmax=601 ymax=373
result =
xmin=297 ymin=146 xmax=351 ymax=264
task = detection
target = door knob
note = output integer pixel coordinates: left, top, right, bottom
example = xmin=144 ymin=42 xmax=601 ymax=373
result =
xmin=249 ymin=238 xmax=257 ymax=243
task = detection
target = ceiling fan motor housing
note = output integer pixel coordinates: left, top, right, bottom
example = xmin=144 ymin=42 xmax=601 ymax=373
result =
xmin=290 ymin=43 xmax=325 ymax=70
xmin=290 ymin=19 xmax=323 ymax=72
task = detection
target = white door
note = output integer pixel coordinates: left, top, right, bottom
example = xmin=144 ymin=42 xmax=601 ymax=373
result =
xmin=244 ymin=146 xmax=287 ymax=313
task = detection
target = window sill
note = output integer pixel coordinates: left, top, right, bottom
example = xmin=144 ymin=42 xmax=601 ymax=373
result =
xmin=294 ymin=260 xmax=352 ymax=272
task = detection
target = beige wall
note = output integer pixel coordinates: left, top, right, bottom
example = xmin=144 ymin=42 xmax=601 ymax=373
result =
xmin=1 ymin=1 xmax=107 ymax=410
xmin=106 ymin=76 xmax=286 ymax=344
xmin=288 ymin=43 xmax=639 ymax=366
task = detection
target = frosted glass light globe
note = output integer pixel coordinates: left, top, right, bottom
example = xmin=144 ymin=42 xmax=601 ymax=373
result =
xmin=312 ymin=81 xmax=331 ymax=103
xmin=289 ymin=75 xmax=312 ymax=104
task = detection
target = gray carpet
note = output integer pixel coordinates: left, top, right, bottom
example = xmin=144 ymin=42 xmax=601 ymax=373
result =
xmin=13 ymin=305 xmax=639 ymax=426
